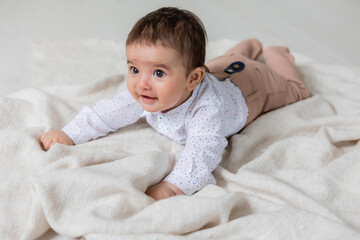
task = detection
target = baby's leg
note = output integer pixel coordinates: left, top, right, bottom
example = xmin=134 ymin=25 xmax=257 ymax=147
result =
xmin=206 ymin=43 xmax=310 ymax=126
xmin=216 ymin=47 xmax=309 ymax=125
xmin=262 ymin=46 xmax=310 ymax=101
xmin=224 ymin=38 xmax=263 ymax=60
xmin=242 ymin=46 xmax=310 ymax=124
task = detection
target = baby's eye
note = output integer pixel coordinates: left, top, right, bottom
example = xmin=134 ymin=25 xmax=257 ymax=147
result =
xmin=130 ymin=67 xmax=139 ymax=74
xmin=154 ymin=70 xmax=166 ymax=78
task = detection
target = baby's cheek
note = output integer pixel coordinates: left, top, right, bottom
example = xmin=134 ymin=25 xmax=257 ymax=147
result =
xmin=126 ymin=81 xmax=136 ymax=97
xmin=162 ymin=92 xmax=178 ymax=104
xmin=126 ymin=77 xmax=133 ymax=89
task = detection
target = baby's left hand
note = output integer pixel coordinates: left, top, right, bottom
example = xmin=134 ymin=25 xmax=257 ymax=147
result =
xmin=146 ymin=181 xmax=185 ymax=201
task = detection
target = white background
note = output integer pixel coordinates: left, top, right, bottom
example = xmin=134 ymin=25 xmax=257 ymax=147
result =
xmin=1 ymin=0 xmax=359 ymax=96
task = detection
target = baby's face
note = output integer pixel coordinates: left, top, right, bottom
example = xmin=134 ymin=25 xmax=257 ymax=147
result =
xmin=126 ymin=43 xmax=192 ymax=113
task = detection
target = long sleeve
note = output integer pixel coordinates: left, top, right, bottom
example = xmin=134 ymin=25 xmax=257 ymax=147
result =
xmin=62 ymin=90 xmax=143 ymax=144
xmin=163 ymin=102 xmax=229 ymax=195
xmin=164 ymin=135 xmax=228 ymax=195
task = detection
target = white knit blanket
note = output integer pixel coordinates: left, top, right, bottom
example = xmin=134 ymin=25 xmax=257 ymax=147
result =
xmin=1 ymin=40 xmax=360 ymax=240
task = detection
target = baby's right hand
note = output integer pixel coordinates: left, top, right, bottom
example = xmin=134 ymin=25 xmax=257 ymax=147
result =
xmin=40 ymin=130 xmax=74 ymax=150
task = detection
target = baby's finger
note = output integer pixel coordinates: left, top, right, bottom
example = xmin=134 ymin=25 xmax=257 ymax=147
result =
xmin=41 ymin=133 xmax=52 ymax=143
xmin=40 ymin=135 xmax=46 ymax=147
xmin=40 ymin=133 xmax=46 ymax=142
xmin=43 ymin=138 xmax=52 ymax=151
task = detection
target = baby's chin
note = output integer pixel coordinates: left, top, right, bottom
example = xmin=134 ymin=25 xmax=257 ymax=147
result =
xmin=137 ymin=97 xmax=181 ymax=113
xmin=138 ymin=102 xmax=163 ymax=113
xmin=141 ymin=104 xmax=176 ymax=113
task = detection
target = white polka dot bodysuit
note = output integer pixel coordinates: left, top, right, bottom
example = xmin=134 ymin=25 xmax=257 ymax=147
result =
xmin=63 ymin=73 xmax=248 ymax=195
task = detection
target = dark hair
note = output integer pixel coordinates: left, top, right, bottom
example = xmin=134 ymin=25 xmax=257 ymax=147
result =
xmin=126 ymin=7 xmax=207 ymax=76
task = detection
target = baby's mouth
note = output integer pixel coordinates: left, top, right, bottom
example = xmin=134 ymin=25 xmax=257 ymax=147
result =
xmin=140 ymin=94 xmax=157 ymax=103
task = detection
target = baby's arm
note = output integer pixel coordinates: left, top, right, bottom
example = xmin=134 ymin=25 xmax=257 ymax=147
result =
xmin=41 ymin=90 xmax=143 ymax=150
xmin=146 ymin=103 xmax=230 ymax=200
xmin=145 ymin=135 xmax=228 ymax=200
xmin=40 ymin=130 xmax=74 ymax=150
xmin=163 ymin=135 xmax=228 ymax=195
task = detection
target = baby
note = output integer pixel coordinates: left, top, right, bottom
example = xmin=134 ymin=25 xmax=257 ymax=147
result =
xmin=40 ymin=7 xmax=310 ymax=200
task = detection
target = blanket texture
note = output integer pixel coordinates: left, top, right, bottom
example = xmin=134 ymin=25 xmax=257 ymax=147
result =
xmin=1 ymin=40 xmax=360 ymax=240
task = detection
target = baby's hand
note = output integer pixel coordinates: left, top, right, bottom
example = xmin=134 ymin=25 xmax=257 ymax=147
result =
xmin=146 ymin=181 xmax=185 ymax=201
xmin=40 ymin=130 xmax=74 ymax=150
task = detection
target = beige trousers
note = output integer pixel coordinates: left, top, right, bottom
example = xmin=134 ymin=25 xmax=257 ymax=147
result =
xmin=205 ymin=38 xmax=310 ymax=126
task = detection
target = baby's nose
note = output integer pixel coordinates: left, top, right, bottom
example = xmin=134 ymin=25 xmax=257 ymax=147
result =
xmin=138 ymin=75 xmax=151 ymax=89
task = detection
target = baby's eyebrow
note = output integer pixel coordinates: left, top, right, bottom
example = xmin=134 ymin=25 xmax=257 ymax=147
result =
xmin=154 ymin=63 xmax=171 ymax=70
xmin=127 ymin=60 xmax=171 ymax=71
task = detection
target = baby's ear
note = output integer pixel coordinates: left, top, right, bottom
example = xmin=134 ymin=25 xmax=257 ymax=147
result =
xmin=186 ymin=67 xmax=205 ymax=91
